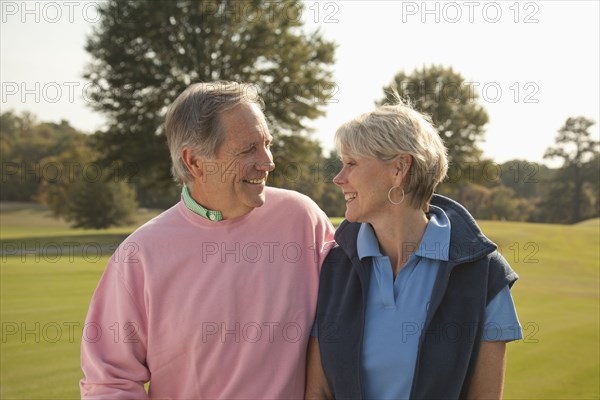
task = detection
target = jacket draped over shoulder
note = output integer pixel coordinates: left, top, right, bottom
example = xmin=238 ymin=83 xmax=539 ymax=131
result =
xmin=315 ymin=194 xmax=518 ymax=400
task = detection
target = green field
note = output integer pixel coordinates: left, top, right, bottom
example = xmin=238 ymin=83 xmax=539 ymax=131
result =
xmin=1 ymin=204 xmax=598 ymax=398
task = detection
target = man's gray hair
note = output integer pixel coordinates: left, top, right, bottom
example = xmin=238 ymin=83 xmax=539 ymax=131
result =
xmin=335 ymin=96 xmax=448 ymax=210
xmin=165 ymin=81 xmax=264 ymax=185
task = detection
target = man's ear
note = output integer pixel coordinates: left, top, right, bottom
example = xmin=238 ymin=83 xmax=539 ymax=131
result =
xmin=393 ymin=154 xmax=413 ymax=184
xmin=181 ymin=147 xmax=204 ymax=179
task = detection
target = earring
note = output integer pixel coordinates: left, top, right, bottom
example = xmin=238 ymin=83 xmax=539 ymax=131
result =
xmin=387 ymin=186 xmax=405 ymax=205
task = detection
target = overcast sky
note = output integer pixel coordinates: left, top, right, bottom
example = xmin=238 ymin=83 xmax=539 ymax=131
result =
xmin=1 ymin=0 xmax=599 ymax=167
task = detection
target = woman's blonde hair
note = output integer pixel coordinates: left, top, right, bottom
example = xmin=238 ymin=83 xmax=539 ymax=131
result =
xmin=335 ymin=95 xmax=448 ymax=209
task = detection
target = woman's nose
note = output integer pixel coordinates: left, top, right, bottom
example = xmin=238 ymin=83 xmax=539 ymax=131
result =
xmin=332 ymin=169 xmax=345 ymax=186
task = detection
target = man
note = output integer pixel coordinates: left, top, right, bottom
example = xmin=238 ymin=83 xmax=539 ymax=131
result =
xmin=80 ymin=81 xmax=335 ymax=398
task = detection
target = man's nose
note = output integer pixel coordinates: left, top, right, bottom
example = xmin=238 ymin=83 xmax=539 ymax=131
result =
xmin=256 ymin=161 xmax=275 ymax=172
xmin=255 ymin=146 xmax=275 ymax=172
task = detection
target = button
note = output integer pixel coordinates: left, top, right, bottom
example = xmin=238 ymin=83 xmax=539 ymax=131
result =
xmin=209 ymin=214 xmax=216 ymax=221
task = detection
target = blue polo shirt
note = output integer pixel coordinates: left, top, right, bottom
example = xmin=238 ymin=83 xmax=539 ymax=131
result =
xmin=358 ymin=205 xmax=522 ymax=400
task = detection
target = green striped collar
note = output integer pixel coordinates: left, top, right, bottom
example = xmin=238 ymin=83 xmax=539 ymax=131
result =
xmin=182 ymin=186 xmax=223 ymax=222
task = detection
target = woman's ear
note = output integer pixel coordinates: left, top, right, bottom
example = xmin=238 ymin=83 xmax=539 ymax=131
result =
xmin=393 ymin=154 xmax=413 ymax=183
xmin=181 ymin=147 xmax=204 ymax=179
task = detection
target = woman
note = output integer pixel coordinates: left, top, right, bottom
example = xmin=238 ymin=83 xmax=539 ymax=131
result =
xmin=306 ymin=99 xmax=522 ymax=399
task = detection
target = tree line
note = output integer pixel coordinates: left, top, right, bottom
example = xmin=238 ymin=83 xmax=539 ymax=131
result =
xmin=2 ymin=107 xmax=597 ymax=228
xmin=1 ymin=0 xmax=597 ymax=227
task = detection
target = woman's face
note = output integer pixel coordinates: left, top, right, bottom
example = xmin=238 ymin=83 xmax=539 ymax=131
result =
xmin=333 ymin=153 xmax=396 ymax=223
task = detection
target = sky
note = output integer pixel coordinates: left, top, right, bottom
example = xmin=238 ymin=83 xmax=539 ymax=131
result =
xmin=1 ymin=0 xmax=599 ymax=168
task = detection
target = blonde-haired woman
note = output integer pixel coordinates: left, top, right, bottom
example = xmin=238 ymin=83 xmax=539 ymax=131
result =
xmin=306 ymin=100 xmax=522 ymax=399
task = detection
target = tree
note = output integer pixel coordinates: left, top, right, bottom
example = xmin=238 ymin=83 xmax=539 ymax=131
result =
xmin=379 ymin=65 xmax=489 ymax=178
xmin=269 ymin=134 xmax=325 ymax=203
xmin=85 ymin=0 xmax=336 ymax=193
xmin=35 ymin=130 xmax=138 ymax=229
xmin=0 ymin=110 xmax=138 ymax=228
xmin=379 ymin=65 xmax=490 ymax=202
xmin=584 ymin=154 xmax=600 ymax=217
xmin=542 ymin=117 xmax=599 ymax=223
xmin=317 ymin=152 xmax=345 ymax=217
xmin=67 ymin=178 xmax=137 ymax=229
xmin=452 ymin=182 xmax=491 ymax=219
xmin=35 ymin=136 xmax=97 ymax=218
xmin=485 ymin=186 xmax=521 ymax=221
xmin=499 ymin=160 xmax=553 ymax=200
xmin=0 ymin=111 xmax=82 ymax=201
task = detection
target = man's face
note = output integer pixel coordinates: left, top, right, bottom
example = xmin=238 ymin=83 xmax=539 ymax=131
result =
xmin=193 ymin=103 xmax=274 ymax=220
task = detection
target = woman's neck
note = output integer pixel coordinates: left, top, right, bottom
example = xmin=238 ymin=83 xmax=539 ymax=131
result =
xmin=370 ymin=207 xmax=428 ymax=277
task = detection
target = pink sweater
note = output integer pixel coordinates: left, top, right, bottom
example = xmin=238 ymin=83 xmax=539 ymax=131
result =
xmin=80 ymin=187 xmax=335 ymax=399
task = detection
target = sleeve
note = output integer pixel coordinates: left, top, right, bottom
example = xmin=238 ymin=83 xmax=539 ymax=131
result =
xmin=482 ymin=285 xmax=523 ymax=342
xmin=310 ymin=320 xmax=318 ymax=337
xmin=79 ymin=256 xmax=150 ymax=399
xmin=315 ymin=210 xmax=336 ymax=271
xmin=310 ymin=209 xmax=335 ymax=338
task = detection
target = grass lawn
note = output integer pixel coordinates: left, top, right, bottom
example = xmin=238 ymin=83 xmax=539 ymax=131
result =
xmin=479 ymin=220 xmax=599 ymax=399
xmin=1 ymin=204 xmax=598 ymax=398
xmin=1 ymin=204 xmax=160 ymax=398
xmin=1 ymin=258 xmax=104 ymax=398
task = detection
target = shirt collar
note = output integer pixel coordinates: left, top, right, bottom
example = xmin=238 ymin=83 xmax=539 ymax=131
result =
xmin=416 ymin=205 xmax=451 ymax=261
xmin=356 ymin=205 xmax=451 ymax=261
xmin=357 ymin=223 xmax=383 ymax=259
xmin=181 ymin=186 xmax=223 ymax=222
